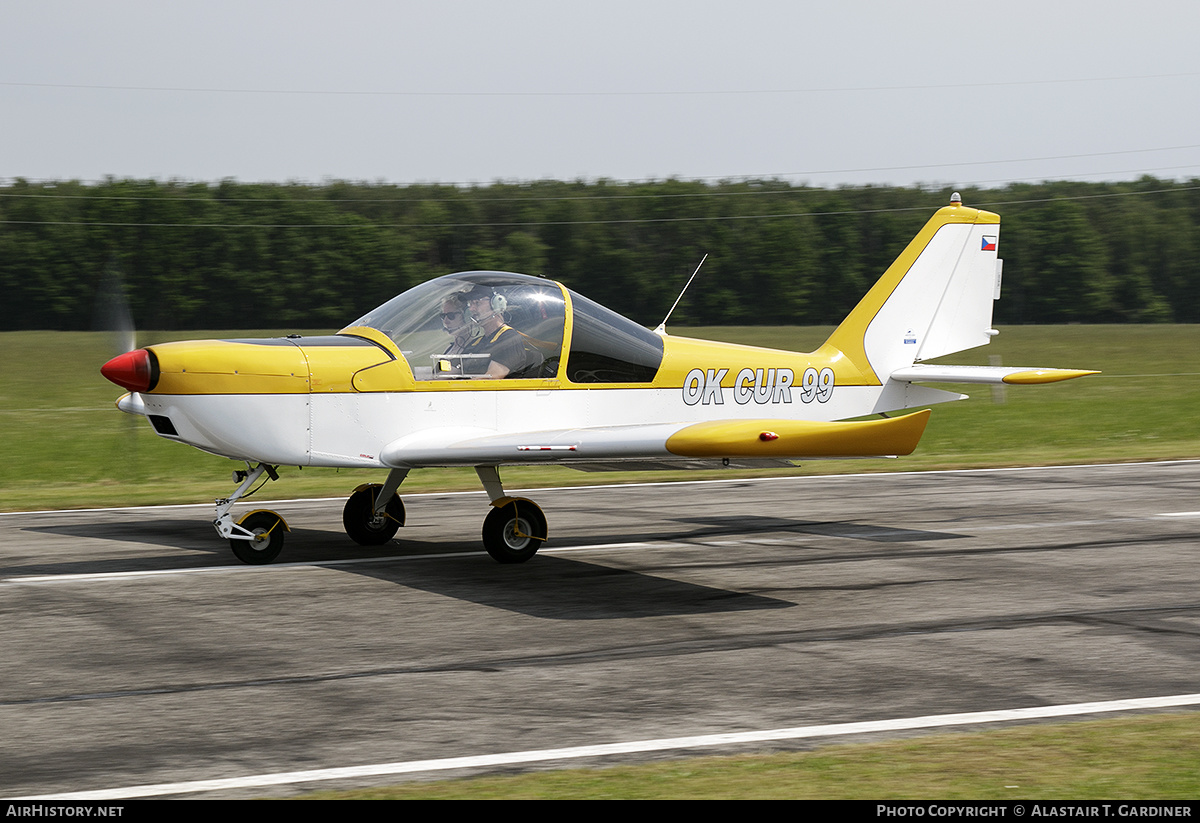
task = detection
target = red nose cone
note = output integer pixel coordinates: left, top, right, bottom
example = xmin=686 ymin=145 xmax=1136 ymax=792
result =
xmin=101 ymin=349 xmax=157 ymax=393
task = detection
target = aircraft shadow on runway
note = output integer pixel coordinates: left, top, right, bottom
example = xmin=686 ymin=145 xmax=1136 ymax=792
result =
xmin=329 ymin=514 xmax=960 ymax=619
xmin=341 ymin=555 xmax=795 ymax=620
xmin=25 ymin=518 xmax=217 ymax=548
xmin=13 ymin=519 xmax=238 ymax=576
xmin=18 ymin=519 xmax=793 ymax=619
xmin=16 ymin=512 xmax=960 ymax=619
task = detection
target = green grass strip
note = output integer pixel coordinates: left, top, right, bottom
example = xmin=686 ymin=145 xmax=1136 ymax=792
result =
xmin=298 ymin=713 xmax=1200 ymax=799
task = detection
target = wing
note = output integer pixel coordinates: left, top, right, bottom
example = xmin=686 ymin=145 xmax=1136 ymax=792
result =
xmin=379 ymin=410 xmax=931 ymax=469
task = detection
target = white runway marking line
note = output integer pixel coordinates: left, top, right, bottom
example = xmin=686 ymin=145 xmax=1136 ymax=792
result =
xmin=17 ymin=693 xmax=1200 ymax=800
xmin=1 ymin=552 xmax=480 ymax=585
xmin=0 ymin=543 xmax=665 ymax=585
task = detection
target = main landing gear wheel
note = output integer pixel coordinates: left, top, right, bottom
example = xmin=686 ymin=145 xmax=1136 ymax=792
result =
xmin=343 ymin=484 xmax=406 ymax=546
xmin=231 ymin=510 xmax=286 ymax=565
xmin=482 ymin=499 xmax=547 ymax=564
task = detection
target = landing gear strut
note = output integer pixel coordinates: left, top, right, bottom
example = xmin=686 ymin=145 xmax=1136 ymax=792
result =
xmin=475 ymin=466 xmax=547 ymax=563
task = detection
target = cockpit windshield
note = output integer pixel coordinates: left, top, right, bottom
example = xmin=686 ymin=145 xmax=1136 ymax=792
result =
xmin=347 ymin=272 xmax=566 ymax=380
xmin=346 ymin=270 xmax=664 ymax=383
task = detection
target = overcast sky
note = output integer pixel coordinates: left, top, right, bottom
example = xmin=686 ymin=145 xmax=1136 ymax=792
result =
xmin=3 ymin=0 xmax=1199 ymax=189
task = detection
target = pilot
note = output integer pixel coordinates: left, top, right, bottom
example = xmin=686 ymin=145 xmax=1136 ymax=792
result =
xmin=461 ymin=285 xmax=535 ymax=378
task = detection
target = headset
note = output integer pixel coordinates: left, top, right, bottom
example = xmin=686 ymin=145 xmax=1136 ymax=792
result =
xmin=464 ymin=287 xmax=507 ymax=322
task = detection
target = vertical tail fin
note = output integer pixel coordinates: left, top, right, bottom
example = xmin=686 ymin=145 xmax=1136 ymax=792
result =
xmin=821 ymin=196 xmax=1002 ymax=385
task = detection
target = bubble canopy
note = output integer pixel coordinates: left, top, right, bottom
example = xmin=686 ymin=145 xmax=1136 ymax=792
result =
xmin=345 ymin=271 xmax=664 ymax=384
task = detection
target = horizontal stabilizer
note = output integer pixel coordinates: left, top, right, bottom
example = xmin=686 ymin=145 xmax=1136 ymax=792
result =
xmin=890 ymin=365 xmax=1099 ymax=385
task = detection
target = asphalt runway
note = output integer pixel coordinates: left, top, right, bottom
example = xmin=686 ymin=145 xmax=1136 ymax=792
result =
xmin=2 ymin=461 xmax=1199 ymax=798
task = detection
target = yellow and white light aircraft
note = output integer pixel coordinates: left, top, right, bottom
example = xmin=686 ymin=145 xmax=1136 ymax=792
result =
xmin=101 ymin=195 xmax=1095 ymax=565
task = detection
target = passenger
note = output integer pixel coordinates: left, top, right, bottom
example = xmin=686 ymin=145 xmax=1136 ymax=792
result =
xmin=440 ymin=294 xmax=471 ymax=357
xmin=461 ymin=286 xmax=535 ymax=378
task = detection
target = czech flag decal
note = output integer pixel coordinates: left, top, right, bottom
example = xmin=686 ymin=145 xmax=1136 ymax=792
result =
xmin=981 ymin=236 xmax=997 ymax=252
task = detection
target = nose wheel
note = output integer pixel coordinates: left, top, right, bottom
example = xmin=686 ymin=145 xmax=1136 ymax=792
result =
xmin=482 ymin=498 xmax=547 ymax=563
xmin=230 ymin=510 xmax=287 ymax=565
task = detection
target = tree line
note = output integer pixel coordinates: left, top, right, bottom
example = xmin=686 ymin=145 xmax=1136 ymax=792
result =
xmin=1 ymin=176 xmax=1198 ymax=331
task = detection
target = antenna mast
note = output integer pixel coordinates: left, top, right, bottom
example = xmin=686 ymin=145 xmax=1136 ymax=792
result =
xmin=654 ymin=254 xmax=707 ymax=335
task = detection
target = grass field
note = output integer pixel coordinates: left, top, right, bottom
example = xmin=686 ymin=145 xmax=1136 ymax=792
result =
xmin=2 ymin=325 xmax=1198 ymax=511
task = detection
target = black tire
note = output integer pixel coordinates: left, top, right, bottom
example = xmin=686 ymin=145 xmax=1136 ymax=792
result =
xmin=343 ymin=485 xmax=405 ymax=546
xmin=231 ymin=510 xmax=286 ymax=565
xmin=482 ymin=500 xmax=546 ymax=563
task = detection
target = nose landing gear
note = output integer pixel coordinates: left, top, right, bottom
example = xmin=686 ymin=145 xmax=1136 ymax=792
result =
xmin=214 ymin=463 xmax=289 ymax=565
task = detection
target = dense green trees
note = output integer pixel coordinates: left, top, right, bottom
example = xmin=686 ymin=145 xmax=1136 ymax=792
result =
xmin=1 ymin=176 xmax=1196 ymax=330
